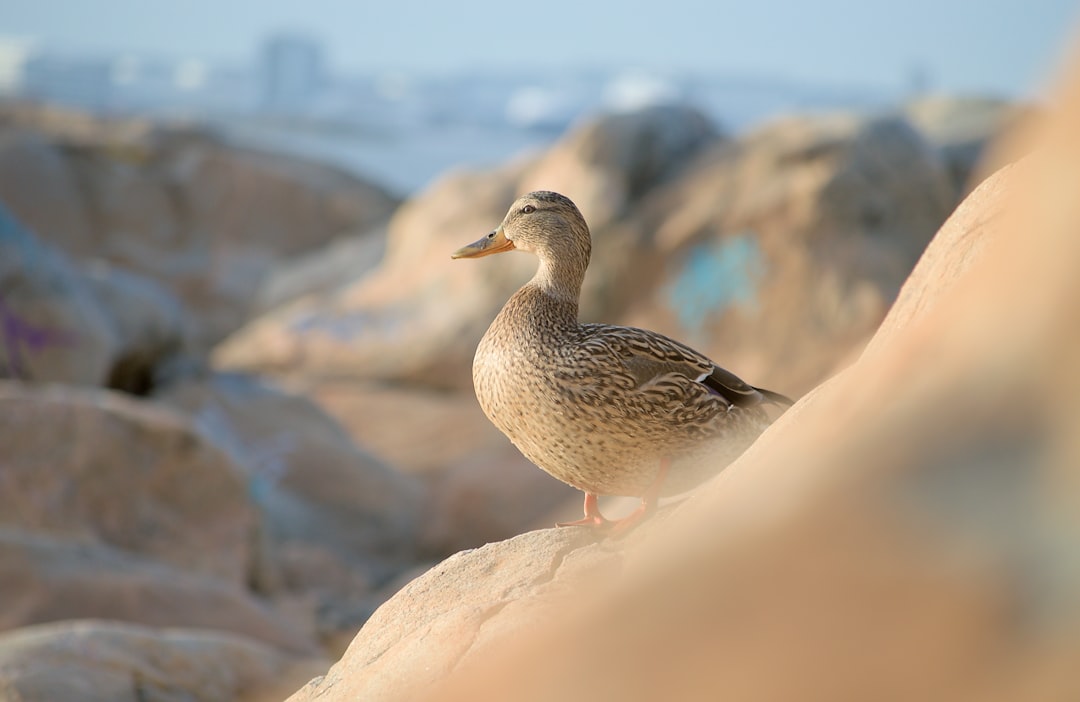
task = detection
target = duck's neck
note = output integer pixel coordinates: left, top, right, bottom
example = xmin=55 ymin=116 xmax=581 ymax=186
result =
xmin=507 ymin=256 xmax=584 ymax=333
xmin=532 ymin=256 xmax=585 ymax=305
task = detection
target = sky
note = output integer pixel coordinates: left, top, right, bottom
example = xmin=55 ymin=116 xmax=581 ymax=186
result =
xmin=2 ymin=0 xmax=1078 ymax=96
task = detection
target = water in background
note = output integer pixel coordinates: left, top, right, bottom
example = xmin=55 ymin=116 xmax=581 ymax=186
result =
xmin=8 ymin=35 xmax=896 ymax=195
xmin=206 ymin=70 xmax=893 ymax=196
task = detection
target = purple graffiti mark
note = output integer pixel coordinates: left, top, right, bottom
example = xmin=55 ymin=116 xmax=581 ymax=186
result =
xmin=0 ymin=292 xmax=76 ymax=380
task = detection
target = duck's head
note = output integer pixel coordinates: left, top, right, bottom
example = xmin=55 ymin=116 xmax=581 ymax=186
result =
xmin=451 ymin=191 xmax=591 ymax=268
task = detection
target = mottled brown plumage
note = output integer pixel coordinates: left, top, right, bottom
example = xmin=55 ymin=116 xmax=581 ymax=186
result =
xmin=452 ymin=191 xmax=792 ymax=528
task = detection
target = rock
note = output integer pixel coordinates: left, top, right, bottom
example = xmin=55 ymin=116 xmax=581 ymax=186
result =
xmin=217 ymin=109 xmax=952 ymax=401
xmin=155 ymin=372 xmax=429 ymax=644
xmin=622 ymin=112 xmax=956 ymax=392
xmin=308 ymin=380 xmax=578 ymax=554
xmin=214 ymin=106 xmax=718 ymax=390
xmin=285 ymin=60 xmax=1080 ymax=701
xmin=212 ymin=161 xmax=528 ymax=389
xmin=311 ymin=382 xmax=516 ymax=477
xmin=0 ymin=528 xmax=315 ymax=654
xmin=0 ymin=129 xmax=93 ymax=248
xmin=902 ymin=95 xmax=1026 ymax=193
xmin=81 ymin=262 xmax=194 ymax=395
xmin=0 ymin=205 xmax=200 ymax=394
xmin=519 ymin=105 xmax=718 ymax=227
xmin=0 ymin=104 xmax=400 ymax=349
xmin=0 ymin=382 xmax=255 ymax=585
xmin=253 ymin=225 xmax=390 ymax=313
xmin=157 ymin=372 xmax=425 ymax=572
xmin=0 ymin=620 xmax=325 ymax=702
xmin=285 ymin=528 xmax=606 ymax=702
xmin=0 ymin=204 xmax=117 ymax=386
xmin=419 ymin=451 xmax=581 ymax=556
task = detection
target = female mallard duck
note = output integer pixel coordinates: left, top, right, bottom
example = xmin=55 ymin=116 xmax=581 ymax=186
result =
xmin=452 ymin=191 xmax=792 ymax=531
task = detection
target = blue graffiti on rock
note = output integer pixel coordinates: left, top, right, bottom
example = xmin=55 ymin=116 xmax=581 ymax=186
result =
xmin=664 ymin=233 xmax=764 ymax=333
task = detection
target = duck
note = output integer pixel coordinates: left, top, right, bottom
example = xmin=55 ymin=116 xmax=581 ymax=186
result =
xmin=452 ymin=191 xmax=793 ymax=532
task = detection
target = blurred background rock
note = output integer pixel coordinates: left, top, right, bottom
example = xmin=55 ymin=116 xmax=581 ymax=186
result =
xmin=0 ymin=1 xmax=1076 ymax=700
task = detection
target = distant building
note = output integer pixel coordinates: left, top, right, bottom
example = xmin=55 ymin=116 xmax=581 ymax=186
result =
xmin=260 ymin=33 xmax=324 ymax=113
xmin=0 ymin=37 xmax=35 ymax=95
xmin=20 ymin=52 xmax=113 ymax=109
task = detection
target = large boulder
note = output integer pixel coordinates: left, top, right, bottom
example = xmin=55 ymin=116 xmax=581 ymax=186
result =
xmin=0 ymin=620 xmax=325 ymax=702
xmin=0 ymin=382 xmax=326 ymax=652
xmin=284 ymin=68 xmax=1080 ymax=701
xmin=622 ymin=112 xmax=956 ymax=392
xmin=519 ymin=104 xmax=718 ymax=227
xmin=214 ymin=106 xmax=719 ymax=390
xmin=286 ymin=528 xmax=603 ymax=701
xmin=0 ymin=382 xmax=255 ymax=584
xmin=0 ymin=204 xmax=117 ymax=386
xmin=0 ymin=200 xmax=200 ymax=395
xmin=157 ymin=372 xmax=425 ymax=572
xmin=0 ymin=104 xmax=400 ymax=349
xmin=156 ymin=372 xmax=429 ymax=645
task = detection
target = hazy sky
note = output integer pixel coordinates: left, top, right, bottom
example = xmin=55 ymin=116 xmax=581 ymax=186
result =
xmin=3 ymin=0 xmax=1078 ymax=95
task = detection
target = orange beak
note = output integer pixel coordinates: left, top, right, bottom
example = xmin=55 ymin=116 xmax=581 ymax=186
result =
xmin=451 ymin=227 xmax=515 ymax=259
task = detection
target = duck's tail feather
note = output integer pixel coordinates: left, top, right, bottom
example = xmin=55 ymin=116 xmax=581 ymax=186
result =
xmin=754 ymin=386 xmax=795 ymax=407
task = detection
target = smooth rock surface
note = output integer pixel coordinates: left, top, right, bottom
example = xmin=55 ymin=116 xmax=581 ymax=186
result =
xmin=0 ymin=620 xmax=325 ymax=702
xmin=286 ymin=528 xmax=609 ymax=702
xmin=0 ymin=528 xmax=314 ymax=654
xmin=0 ymin=382 xmax=255 ymax=585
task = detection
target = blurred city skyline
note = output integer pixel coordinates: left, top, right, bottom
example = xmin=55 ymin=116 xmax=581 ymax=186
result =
xmin=4 ymin=0 xmax=1078 ymax=97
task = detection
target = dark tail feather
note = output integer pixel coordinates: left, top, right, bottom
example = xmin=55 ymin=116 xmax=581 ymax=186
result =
xmin=754 ymin=386 xmax=795 ymax=407
xmin=701 ymin=365 xmax=795 ymax=409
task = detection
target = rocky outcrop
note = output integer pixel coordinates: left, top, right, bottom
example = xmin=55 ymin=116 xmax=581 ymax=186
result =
xmin=0 ymin=381 xmax=330 ymax=652
xmin=285 ymin=67 xmax=1080 ymax=701
xmin=213 ymin=105 xmax=962 ymax=563
xmin=214 ymin=106 xmax=720 ymax=389
xmin=216 ymin=109 xmax=953 ymax=398
xmin=0 ymin=105 xmax=400 ymax=350
xmin=0 ymin=620 xmax=325 ymax=702
xmin=0 ymin=72 xmax=1047 ymax=702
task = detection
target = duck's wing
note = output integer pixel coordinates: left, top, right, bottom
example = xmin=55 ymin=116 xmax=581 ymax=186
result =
xmin=578 ymin=324 xmax=794 ymax=411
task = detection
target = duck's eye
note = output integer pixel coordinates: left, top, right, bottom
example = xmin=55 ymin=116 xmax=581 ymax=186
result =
xmin=521 ymin=204 xmax=536 ymax=214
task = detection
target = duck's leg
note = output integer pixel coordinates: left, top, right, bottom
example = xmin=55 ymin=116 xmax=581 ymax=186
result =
xmin=556 ymin=492 xmax=611 ymax=528
xmin=608 ymin=458 xmax=671 ymax=536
